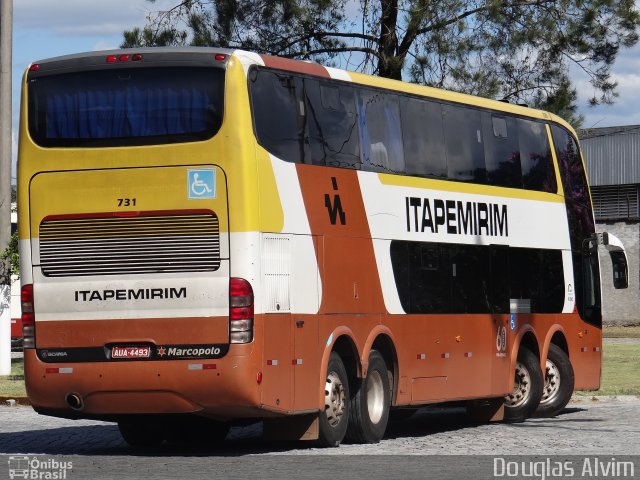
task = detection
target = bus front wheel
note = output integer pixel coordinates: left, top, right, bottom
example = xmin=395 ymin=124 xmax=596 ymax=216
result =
xmin=534 ymin=344 xmax=574 ymax=418
xmin=504 ymin=346 xmax=543 ymax=423
xmin=346 ymin=350 xmax=391 ymax=444
xmin=317 ymin=352 xmax=350 ymax=447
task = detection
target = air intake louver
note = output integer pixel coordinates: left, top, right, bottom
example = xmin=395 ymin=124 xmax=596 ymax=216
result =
xmin=39 ymin=213 xmax=220 ymax=277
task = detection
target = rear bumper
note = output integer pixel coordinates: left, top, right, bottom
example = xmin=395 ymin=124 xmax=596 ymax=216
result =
xmin=24 ymin=346 xmax=266 ymax=420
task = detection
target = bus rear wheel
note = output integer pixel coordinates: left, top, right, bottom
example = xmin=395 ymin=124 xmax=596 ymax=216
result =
xmin=317 ymin=352 xmax=350 ymax=447
xmin=504 ymin=346 xmax=543 ymax=423
xmin=535 ymin=344 xmax=574 ymax=418
xmin=346 ymin=350 xmax=391 ymax=444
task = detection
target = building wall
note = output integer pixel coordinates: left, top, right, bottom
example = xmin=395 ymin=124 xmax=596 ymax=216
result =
xmin=597 ymin=220 xmax=640 ymax=325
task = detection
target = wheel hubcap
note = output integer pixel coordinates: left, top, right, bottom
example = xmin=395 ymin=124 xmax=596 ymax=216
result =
xmin=505 ymin=361 xmax=531 ymax=408
xmin=540 ymin=359 xmax=561 ymax=405
xmin=367 ymin=370 xmax=384 ymax=424
xmin=324 ymin=371 xmax=346 ymax=427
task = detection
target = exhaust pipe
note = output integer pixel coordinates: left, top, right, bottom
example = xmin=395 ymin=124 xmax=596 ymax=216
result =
xmin=65 ymin=393 xmax=84 ymax=411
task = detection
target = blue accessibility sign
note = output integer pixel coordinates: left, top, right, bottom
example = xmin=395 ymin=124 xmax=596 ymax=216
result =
xmin=188 ymin=169 xmax=216 ymax=199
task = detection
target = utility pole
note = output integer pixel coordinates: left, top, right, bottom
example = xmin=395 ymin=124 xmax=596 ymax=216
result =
xmin=0 ymin=0 xmax=13 ymax=375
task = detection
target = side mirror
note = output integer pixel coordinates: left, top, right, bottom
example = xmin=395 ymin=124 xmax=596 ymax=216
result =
xmin=609 ymin=251 xmax=628 ymax=290
xmin=598 ymin=232 xmax=629 ymax=289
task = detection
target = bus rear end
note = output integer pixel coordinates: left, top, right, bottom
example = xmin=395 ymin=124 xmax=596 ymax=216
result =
xmin=18 ymin=49 xmax=263 ymax=442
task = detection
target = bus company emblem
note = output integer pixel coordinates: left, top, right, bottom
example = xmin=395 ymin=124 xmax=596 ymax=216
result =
xmin=155 ymin=344 xmax=224 ymax=359
xmin=324 ymin=176 xmax=346 ymax=225
xmin=405 ymin=196 xmax=508 ymax=237
xmin=188 ymin=168 xmax=216 ymax=199
xmin=74 ymin=287 xmax=187 ymax=302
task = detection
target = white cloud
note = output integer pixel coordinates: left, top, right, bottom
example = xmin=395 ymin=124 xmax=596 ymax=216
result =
xmin=14 ymin=0 xmax=177 ymax=37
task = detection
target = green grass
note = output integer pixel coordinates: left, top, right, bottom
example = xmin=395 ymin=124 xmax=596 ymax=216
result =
xmin=1 ymin=342 xmax=638 ymax=401
xmin=578 ymin=342 xmax=640 ymax=396
xmin=0 ymin=358 xmax=25 ymax=397
xmin=603 ymin=325 xmax=640 ymax=338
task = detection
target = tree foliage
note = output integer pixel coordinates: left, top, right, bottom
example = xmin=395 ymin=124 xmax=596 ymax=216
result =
xmin=123 ymin=0 xmax=640 ymax=127
xmin=0 ymin=204 xmax=18 ymax=283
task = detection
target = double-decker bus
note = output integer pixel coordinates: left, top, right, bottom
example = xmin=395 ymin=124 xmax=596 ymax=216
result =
xmin=18 ymin=47 xmax=628 ymax=447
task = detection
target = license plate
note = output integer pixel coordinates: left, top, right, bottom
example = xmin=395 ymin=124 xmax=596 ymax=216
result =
xmin=111 ymin=346 xmax=151 ymax=359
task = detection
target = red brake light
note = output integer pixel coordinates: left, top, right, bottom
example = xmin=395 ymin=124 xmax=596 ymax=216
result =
xmin=119 ymin=54 xmax=130 ymax=62
xmin=29 ymin=64 xmax=41 ymax=72
xmin=214 ymin=54 xmax=228 ymax=62
xmin=21 ymin=284 xmax=35 ymax=326
xmin=230 ymin=277 xmax=253 ymax=302
xmin=229 ymin=278 xmax=254 ymax=343
xmin=106 ymin=55 xmax=117 ymax=63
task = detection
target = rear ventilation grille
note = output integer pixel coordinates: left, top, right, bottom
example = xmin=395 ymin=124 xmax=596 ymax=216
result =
xmin=39 ymin=213 xmax=221 ymax=277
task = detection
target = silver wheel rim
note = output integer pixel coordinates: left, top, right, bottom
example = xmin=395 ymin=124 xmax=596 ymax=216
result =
xmin=505 ymin=361 xmax=531 ymax=408
xmin=540 ymin=359 xmax=561 ymax=405
xmin=324 ymin=371 xmax=346 ymax=427
xmin=367 ymin=370 xmax=384 ymax=424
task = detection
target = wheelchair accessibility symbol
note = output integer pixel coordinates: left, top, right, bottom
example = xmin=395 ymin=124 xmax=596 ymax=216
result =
xmin=188 ymin=169 xmax=216 ymax=199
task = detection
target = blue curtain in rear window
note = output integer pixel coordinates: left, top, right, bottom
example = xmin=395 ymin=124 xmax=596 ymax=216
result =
xmin=46 ymin=86 xmax=210 ymax=139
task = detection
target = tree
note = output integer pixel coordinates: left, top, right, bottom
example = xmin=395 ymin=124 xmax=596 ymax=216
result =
xmin=0 ymin=203 xmax=18 ymax=282
xmin=123 ymin=0 xmax=640 ymax=127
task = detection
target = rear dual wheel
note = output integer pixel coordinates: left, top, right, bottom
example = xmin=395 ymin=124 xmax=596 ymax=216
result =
xmin=317 ymin=350 xmax=392 ymax=446
xmin=346 ymin=350 xmax=391 ymax=444
xmin=504 ymin=346 xmax=543 ymax=423
xmin=535 ymin=344 xmax=574 ymax=418
xmin=317 ymin=352 xmax=351 ymax=447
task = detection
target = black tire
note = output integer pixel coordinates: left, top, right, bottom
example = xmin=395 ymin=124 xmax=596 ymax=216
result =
xmin=317 ymin=352 xmax=350 ymax=447
xmin=118 ymin=418 xmax=166 ymax=448
xmin=534 ymin=344 xmax=575 ymax=418
xmin=345 ymin=350 xmax=391 ymax=444
xmin=504 ymin=346 xmax=543 ymax=423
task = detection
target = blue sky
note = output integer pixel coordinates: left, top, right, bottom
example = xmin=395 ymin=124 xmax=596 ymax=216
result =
xmin=10 ymin=0 xmax=640 ymax=179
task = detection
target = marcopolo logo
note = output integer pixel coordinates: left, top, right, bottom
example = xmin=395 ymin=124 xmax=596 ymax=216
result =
xmin=8 ymin=456 xmax=73 ymax=479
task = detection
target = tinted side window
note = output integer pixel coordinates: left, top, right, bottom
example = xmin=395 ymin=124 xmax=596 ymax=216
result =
xmin=482 ymin=113 xmax=522 ymax=188
xmin=519 ymin=120 xmax=556 ymax=193
xmin=443 ymin=105 xmax=486 ymax=183
xmin=390 ymin=241 xmax=452 ymax=314
xmin=305 ymin=79 xmax=361 ymax=169
xmin=450 ymin=244 xmax=492 ymax=313
xmin=400 ymin=97 xmax=447 ymax=179
xmin=391 ymin=241 xmax=564 ymax=314
xmin=356 ymin=90 xmax=405 ymax=174
xmin=250 ymin=69 xmax=304 ymax=163
xmin=551 ymin=125 xmax=590 ymax=206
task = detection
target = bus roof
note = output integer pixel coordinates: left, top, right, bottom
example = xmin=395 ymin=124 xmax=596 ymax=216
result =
xmin=27 ymin=46 xmax=576 ymax=136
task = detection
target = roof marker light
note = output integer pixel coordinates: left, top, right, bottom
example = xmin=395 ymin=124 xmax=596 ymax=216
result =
xmin=106 ymin=55 xmax=117 ymax=63
xmin=29 ymin=64 xmax=41 ymax=72
xmin=119 ymin=54 xmax=130 ymax=62
xmin=214 ymin=54 xmax=228 ymax=61
xmin=132 ymin=53 xmax=143 ymax=61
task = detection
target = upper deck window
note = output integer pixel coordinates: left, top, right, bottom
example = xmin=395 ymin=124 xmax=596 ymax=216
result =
xmin=28 ymin=67 xmax=224 ymax=147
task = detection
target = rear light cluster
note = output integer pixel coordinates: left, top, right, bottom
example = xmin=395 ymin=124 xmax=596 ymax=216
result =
xmin=21 ymin=284 xmax=35 ymax=349
xmin=229 ymin=278 xmax=254 ymax=344
xmin=106 ymin=53 xmax=143 ymax=63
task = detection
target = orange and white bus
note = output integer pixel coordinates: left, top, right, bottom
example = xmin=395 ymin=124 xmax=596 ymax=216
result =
xmin=18 ymin=47 xmax=628 ymax=447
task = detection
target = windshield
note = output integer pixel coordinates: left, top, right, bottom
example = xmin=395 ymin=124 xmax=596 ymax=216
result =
xmin=28 ymin=67 xmax=224 ymax=147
